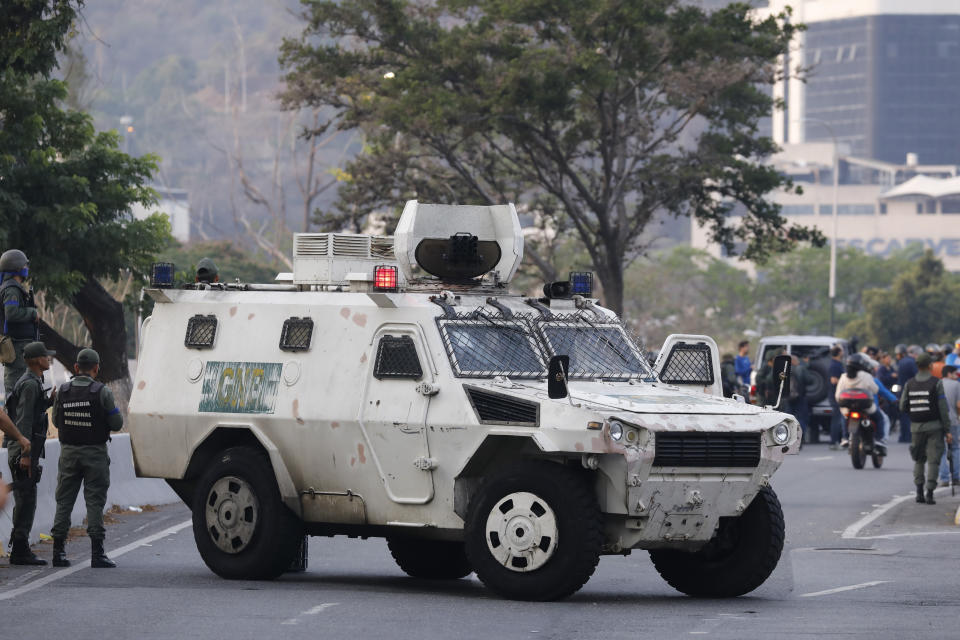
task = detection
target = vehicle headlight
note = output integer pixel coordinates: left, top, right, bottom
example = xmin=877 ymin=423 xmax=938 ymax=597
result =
xmin=609 ymin=420 xmax=624 ymax=441
xmin=772 ymin=422 xmax=790 ymax=445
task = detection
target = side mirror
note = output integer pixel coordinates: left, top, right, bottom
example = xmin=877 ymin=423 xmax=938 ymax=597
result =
xmin=548 ymin=355 xmax=570 ymax=399
xmin=772 ymin=354 xmax=792 ymax=408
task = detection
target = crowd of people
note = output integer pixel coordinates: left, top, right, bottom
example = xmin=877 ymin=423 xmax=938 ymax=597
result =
xmin=722 ymin=339 xmax=960 ymax=505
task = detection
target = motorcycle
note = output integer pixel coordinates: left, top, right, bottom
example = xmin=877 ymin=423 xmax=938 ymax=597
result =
xmin=838 ymin=389 xmax=883 ymax=469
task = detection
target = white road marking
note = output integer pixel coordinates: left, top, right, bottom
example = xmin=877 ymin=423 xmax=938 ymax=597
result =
xmin=841 ymin=493 xmax=915 ymax=538
xmin=281 ymin=603 xmax=339 ymax=625
xmin=799 ymin=581 xmax=890 ymax=598
xmin=808 ymin=456 xmax=833 ymax=461
xmin=0 ymin=519 xmax=191 ymax=602
xmin=854 ymin=531 xmax=960 ymax=540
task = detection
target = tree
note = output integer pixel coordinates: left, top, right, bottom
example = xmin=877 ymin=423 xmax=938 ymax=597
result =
xmin=1 ymin=0 xmax=169 ymax=410
xmin=844 ymin=251 xmax=960 ymax=347
xmin=280 ymin=0 xmax=823 ymax=313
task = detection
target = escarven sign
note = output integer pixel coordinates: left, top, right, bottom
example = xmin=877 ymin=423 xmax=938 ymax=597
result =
xmin=836 ymin=237 xmax=960 ymax=258
xmin=198 ymin=361 xmax=282 ymax=414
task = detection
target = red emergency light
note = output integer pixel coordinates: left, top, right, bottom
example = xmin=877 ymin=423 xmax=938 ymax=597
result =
xmin=373 ymin=265 xmax=398 ymax=291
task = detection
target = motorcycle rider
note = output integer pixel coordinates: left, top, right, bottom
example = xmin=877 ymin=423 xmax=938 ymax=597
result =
xmin=835 ymin=353 xmax=887 ymax=455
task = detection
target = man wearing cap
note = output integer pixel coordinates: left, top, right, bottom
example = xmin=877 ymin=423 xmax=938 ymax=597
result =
xmin=195 ymin=257 xmax=219 ymax=284
xmin=5 ymin=341 xmax=55 ymax=564
xmin=900 ymin=352 xmax=953 ymax=505
xmin=50 ymin=348 xmax=123 ymax=568
xmin=0 ymin=249 xmax=40 ymax=395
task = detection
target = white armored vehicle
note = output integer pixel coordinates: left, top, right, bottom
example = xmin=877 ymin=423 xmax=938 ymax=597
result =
xmin=129 ymin=201 xmax=799 ymax=601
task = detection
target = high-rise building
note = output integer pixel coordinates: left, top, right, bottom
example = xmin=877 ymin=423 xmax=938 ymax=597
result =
xmin=762 ymin=0 xmax=960 ymax=165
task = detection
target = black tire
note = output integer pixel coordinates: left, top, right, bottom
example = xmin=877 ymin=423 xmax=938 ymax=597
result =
xmin=464 ymin=461 xmax=602 ymax=601
xmin=649 ymin=486 xmax=785 ymax=598
xmin=850 ymin=429 xmax=865 ymax=469
xmin=805 ymin=357 xmax=830 ymax=404
xmin=192 ymin=446 xmax=304 ymax=580
xmin=387 ymin=536 xmax=472 ymax=579
xmin=871 ymin=451 xmax=883 ymax=468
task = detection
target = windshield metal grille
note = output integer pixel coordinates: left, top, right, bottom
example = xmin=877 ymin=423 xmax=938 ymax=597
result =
xmin=537 ymin=316 xmax=647 ymax=380
xmin=658 ymin=342 xmax=714 ymax=385
xmin=654 ymin=433 xmax=760 ymax=467
xmin=437 ymin=313 xmax=546 ymax=379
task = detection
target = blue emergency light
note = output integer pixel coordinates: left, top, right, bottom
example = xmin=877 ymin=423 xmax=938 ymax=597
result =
xmin=151 ymin=262 xmax=175 ymax=288
xmin=569 ymin=271 xmax=593 ymax=296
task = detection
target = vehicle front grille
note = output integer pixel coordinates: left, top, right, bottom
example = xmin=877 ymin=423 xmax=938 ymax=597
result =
xmin=653 ymin=432 xmax=761 ymax=467
xmin=464 ymin=387 xmax=539 ymax=426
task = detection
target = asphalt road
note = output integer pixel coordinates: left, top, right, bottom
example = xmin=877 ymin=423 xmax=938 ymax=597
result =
xmin=1 ymin=441 xmax=958 ymax=640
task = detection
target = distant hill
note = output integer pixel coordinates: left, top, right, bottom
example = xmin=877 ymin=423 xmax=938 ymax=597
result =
xmin=73 ymin=0 xmax=350 ymax=242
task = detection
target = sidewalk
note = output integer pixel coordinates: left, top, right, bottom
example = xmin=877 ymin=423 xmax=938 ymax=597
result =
xmin=858 ymin=485 xmax=960 ymax=538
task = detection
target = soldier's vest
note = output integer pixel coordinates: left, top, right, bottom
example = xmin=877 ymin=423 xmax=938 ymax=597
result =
xmin=0 ymin=279 xmax=36 ymax=340
xmin=904 ymin=376 xmax=940 ymax=422
xmin=55 ymin=381 xmax=108 ymax=445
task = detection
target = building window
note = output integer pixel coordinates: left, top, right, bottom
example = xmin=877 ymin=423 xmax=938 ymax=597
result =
xmin=879 ymin=203 xmax=887 ymax=215
xmin=781 ymin=204 xmax=815 ymax=215
xmin=942 ymin=199 xmax=960 ymax=214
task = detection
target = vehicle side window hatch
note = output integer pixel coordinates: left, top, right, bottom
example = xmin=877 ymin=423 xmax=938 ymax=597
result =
xmin=658 ymin=341 xmax=715 ymax=385
xmin=373 ymin=335 xmax=423 ymax=379
xmin=280 ymin=316 xmax=314 ymax=352
xmin=185 ymin=314 xmax=217 ymax=349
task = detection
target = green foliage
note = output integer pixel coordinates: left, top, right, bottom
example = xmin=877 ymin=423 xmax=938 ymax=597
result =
xmin=281 ymin=0 xmax=823 ymax=313
xmin=623 ymin=245 xmax=918 ymax=352
xmin=845 ymin=251 xmax=960 ymax=347
xmin=1 ymin=0 xmax=77 ymax=77
xmin=157 ymin=240 xmax=286 ymax=285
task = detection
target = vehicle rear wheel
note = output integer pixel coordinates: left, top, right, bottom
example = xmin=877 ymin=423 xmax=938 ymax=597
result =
xmin=192 ymin=446 xmax=303 ymax=580
xmin=387 ymin=536 xmax=472 ymax=579
xmin=871 ymin=452 xmax=884 ymax=468
xmin=649 ymin=486 xmax=785 ymax=598
xmin=850 ymin=430 xmax=866 ymax=469
xmin=464 ymin=461 xmax=602 ymax=601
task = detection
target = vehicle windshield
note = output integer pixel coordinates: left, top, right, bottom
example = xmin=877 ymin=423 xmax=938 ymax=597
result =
xmin=438 ymin=318 xmax=546 ymax=378
xmin=538 ymin=320 xmax=650 ymax=380
xmin=437 ymin=313 xmax=650 ymax=380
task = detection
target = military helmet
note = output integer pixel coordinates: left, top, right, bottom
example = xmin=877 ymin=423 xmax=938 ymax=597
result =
xmin=0 ymin=249 xmax=29 ymax=273
xmin=196 ymin=257 xmax=218 ymax=283
xmin=894 ymin=344 xmax=907 ymax=356
xmin=925 ymin=342 xmax=940 ymax=354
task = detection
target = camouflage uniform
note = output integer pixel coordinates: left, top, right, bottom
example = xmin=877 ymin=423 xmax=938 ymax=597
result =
xmin=1 ymin=278 xmax=38 ymax=394
xmin=51 ymin=372 xmax=123 ymax=543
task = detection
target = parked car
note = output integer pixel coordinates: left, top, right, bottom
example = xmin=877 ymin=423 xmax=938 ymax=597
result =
xmin=754 ymin=335 xmax=849 ymax=443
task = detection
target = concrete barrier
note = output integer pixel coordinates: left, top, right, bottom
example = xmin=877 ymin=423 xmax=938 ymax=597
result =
xmin=1 ymin=434 xmax=179 ymax=546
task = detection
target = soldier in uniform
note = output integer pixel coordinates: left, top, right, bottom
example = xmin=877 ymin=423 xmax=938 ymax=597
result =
xmin=901 ymin=353 xmax=953 ymax=505
xmin=1 ymin=249 xmax=39 ymax=395
xmin=195 ymin=257 xmax=219 ymax=284
xmin=5 ymin=341 xmax=56 ymax=565
xmin=50 ymin=348 xmax=123 ymax=568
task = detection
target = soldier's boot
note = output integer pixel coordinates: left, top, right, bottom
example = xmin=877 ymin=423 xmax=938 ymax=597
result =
xmin=90 ymin=538 xmax=116 ymax=568
xmin=916 ymin=484 xmax=925 ymax=503
xmin=9 ymin=539 xmax=48 ymax=566
xmin=925 ymin=489 xmax=936 ymax=505
xmin=52 ymin=538 xmax=71 ymax=568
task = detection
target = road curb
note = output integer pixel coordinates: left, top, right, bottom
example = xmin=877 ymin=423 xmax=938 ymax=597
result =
xmin=955 ymin=504 xmax=960 ymax=526
xmin=1 ymin=434 xmax=178 ymax=545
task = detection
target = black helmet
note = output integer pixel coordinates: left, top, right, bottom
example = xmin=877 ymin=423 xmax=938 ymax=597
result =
xmin=846 ymin=352 xmax=873 ymax=374
xmin=0 ymin=249 xmax=29 ymax=274
xmin=894 ymin=344 xmax=907 ymax=356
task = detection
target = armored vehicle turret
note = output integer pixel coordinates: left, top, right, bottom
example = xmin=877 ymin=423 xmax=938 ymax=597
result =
xmin=129 ymin=201 xmax=799 ymax=600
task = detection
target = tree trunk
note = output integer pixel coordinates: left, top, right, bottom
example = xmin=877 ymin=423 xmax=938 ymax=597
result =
xmin=596 ymin=254 xmax=625 ymax=317
xmin=70 ymin=277 xmax=133 ymax=417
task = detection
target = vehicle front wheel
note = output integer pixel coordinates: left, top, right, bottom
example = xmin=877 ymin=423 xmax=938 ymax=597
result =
xmin=192 ymin=446 xmax=303 ymax=580
xmin=464 ymin=461 xmax=602 ymax=601
xmin=386 ymin=536 xmax=472 ymax=579
xmin=649 ymin=485 xmax=785 ymax=598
